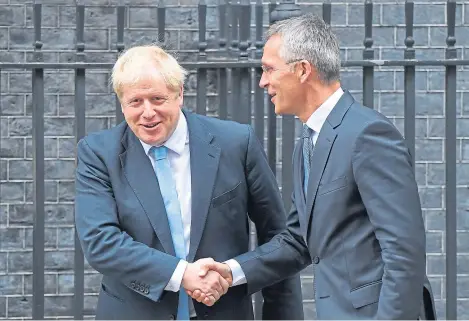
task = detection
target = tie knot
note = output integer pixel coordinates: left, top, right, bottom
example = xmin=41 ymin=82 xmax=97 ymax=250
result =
xmin=302 ymin=125 xmax=313 ymax=138
xmin=151 ymin=146 xmax=168 ymax=160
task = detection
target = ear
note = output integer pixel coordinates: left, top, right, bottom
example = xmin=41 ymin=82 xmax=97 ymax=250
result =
xmin=178 ymin=86 xmax=184 ymax=107
xmin=297 ymin=60 xmax=313 ymax=84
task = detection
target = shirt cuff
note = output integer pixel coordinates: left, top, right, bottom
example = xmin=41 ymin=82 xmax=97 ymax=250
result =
xmin=164 ymin=260 xmax=188 ymax=292
xmin=224 ymin=259 xmax=247 ymax=286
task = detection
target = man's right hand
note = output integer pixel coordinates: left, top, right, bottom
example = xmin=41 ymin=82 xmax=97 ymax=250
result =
xmin=181 ymin=258 xmax=232 ymax=306
xmin=183 ymin=259 xmax=233 ymax=306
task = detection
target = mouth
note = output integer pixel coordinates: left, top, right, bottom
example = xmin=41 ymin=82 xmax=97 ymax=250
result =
xmin=141 ymin=122 xmax=160 ymax=129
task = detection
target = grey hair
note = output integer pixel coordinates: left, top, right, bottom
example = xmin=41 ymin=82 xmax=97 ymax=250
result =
xmin=265 ymin=13 xmax=341 ymax=84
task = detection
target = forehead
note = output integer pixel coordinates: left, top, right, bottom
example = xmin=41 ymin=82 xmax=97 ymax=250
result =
xmin=262 ymin=35 xmax=284 ymax=65
xmin=123 ymin=71 xmax=169 ymax=95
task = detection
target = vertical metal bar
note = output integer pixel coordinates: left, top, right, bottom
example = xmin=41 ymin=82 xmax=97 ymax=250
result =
xmin=322 ymin=0 xmax=332 ymax=25
xmin=230 ymin=0 xmax=239 ymax=58
xmin=235 ymin=0 xmax=259 ymax=317
xmin=230 ymin=2 xmax=241 ymax=122
xmin=32 ymin=0 xmax=45 ymax=319
xmin=218 ymin=0 xmax=228 ymax=120
xmin=267 ymin=102 xmax=276 ymax=173
xmin=269 ymin=1 xmax=298 ymax=206
xmin=404 ymin=0 xmax=416 ymax=168
xmin=73 ymin=2 xmax=85 ymax=319
xmin=267 ymin=3 xmax=277 ymax=173
xmin=445 ymin=1 xmax=457 ymax=319
xmin=362 ymin=0 xmax=374 ymax=108
xmin=158 ymin=0 xmax=166 ymax=44
xmin=237 ymin=0 xmax=251 ymax=125
xmin=0 ymin=71 xmax=2 ymax=145
xmin=115 ymin=0 xmax=125 ymax=124
xmin=254 ymin=0 xmax=264 ymax=142
xmin=281 ymin=115 xmax=294 ymax=209
xmin=252 ymin=2 xmax=264 ymax=316
xmin=197 ymin=0 xmax=207 ymax=116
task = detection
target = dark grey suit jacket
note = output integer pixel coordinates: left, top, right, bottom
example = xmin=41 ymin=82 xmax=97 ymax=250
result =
xmin=74 ymin=109 xmax=304 ymax=320
xmin=233 ymin=91 xmax=437 ymax=319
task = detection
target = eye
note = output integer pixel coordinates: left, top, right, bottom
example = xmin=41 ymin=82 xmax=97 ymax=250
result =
xmin=152 ymin=96 xmax=167 ymax=103
xmin=125 ymin=98 xmax=141 ymax=108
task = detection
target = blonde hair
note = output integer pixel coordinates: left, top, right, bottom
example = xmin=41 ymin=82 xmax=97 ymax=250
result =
xmin=111 ymin=45 xmax=188 ymax=99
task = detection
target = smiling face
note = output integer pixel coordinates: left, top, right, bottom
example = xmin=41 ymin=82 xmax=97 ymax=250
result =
xmin=120 ymin=70 xmax=183 ymax=146
xmin=259 ymin=34 xmax=306 ymax=116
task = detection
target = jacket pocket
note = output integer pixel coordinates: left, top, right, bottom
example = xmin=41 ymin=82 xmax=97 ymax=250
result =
xmin=317 ymin=176 xmax=347 ymax=196
xmin=211 ymin=181 xmax=242 ymax=208
xmin=349 ymin=279 xmax=382 ymax=309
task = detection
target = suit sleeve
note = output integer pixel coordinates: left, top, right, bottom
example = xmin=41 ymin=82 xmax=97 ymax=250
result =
xmin=243 ymin=126 xmax=305 ymax=320
xmin=230 ymin=126 xmax=310 ymax=309
xmin=352 ymin=119 xmax=426 ymax=319
xmin=74 ymin=138 xmax=180 ymax=302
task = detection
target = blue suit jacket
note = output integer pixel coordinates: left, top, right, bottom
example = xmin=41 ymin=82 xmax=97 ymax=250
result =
xmin=74 ymin=109 xmax=304 ymax=320
xmin=232 ymin=91 xmax=436 ymax=319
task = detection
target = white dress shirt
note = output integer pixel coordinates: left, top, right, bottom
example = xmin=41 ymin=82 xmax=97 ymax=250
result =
xmin=140 ymin=110 xmax=244 ymax=316
xmin=229 ymin=87 xmax=345 ymax=287
xmin=305 ymin=87 xmax=344 ymax=143
xmin=140 ymin=110 xmax=196 ymax=315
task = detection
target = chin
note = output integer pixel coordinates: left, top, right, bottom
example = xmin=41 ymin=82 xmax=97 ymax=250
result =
xmin=276 ymin=104 xmax=297 ymax=116
xmin=138 ymin=134 xmax=162 ymax=146
xmin=274 ymin=105 xmax=286 ymax=115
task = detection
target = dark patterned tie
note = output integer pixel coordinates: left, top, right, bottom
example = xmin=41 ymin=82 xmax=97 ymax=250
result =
xmin=302 ymin=124 xmax=314 ymax=194
xmin=302 ymin=125 xmax=317 ymax=300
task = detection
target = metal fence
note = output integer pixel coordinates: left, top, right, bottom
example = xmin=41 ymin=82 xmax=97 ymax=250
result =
xmin=0 ymin=0 xmax=466 ymax=319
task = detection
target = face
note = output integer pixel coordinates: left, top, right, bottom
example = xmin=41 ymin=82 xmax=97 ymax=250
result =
xmin=259 ymin=35 xmax=305 ymax=115
xmin=120 ymin=73 xmax=183 ymax=146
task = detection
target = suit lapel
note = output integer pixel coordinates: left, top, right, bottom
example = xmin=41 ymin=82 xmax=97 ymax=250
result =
xmin=304 ymin=90 xmax=355 ymax=228
xmin=304 ymin=122 xmax=337 ymax=226
xmin=185 ymin=111 xmax=221 ymax=262
xmin=119 ymin=127 xmax=176 ymax=256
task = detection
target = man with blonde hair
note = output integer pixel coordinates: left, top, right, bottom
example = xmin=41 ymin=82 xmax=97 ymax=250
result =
xmin=74 ymin=44 xmax=304 ymax=320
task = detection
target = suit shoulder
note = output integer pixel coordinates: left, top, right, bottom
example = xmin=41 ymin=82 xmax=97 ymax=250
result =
xmin=78 ymin=121 xmax=127 ymax=154
xmin=346 ymin=101 xmax=398 ymax=131
xmin=337 ymin=100 xmax=404 ymax=148
xmin=193 ymin=113 xmax=251 ymax=140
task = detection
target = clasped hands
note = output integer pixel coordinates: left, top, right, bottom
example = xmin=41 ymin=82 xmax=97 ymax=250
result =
xmin=181 ymin=258 xmax=232 ymax=306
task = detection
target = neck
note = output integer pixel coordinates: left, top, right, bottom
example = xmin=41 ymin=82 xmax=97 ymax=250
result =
xmin=298 ymin=81 xmax=341 ymax=123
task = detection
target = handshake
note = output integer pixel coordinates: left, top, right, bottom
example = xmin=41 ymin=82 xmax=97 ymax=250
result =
xmin=181 ymin=258 xmax=233 ymax=306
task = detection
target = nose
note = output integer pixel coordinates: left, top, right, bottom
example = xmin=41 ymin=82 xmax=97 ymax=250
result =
xmin=259 ymin=72 xmax=268 ymax=89
xmin=142 ymin=100 xmax=156 ymax=119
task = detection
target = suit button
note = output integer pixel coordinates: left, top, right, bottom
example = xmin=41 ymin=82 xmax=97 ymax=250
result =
xmin=169 ymin=314 xmax=175 ymax=320
xmin=313 ymin=256 xmax=320 ymax=264
xmin=144 ymin=287 xmax=149 ymax=294
xmin=204 ymin=313 xmax=209 ymax=319
xmin=130 ymin=282 xmax=135 ymax=288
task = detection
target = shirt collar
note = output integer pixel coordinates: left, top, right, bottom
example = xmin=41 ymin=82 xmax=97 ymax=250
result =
xmin=140 ymin=109 xmax=188 ymax=156
xmin=305 ymin=87 xmax=344 ymax=133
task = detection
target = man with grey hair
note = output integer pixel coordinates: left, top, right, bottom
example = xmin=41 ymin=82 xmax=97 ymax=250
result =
xmin=195 ymin=13 xmax=437 ymax=320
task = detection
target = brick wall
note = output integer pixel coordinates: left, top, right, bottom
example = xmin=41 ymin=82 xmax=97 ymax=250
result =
xmin=0 ymin=0 xmax=468 ymax=319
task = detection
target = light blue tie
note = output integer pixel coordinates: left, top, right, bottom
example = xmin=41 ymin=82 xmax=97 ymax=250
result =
xmin=151 ymin=146 xmax=190 ymax=320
